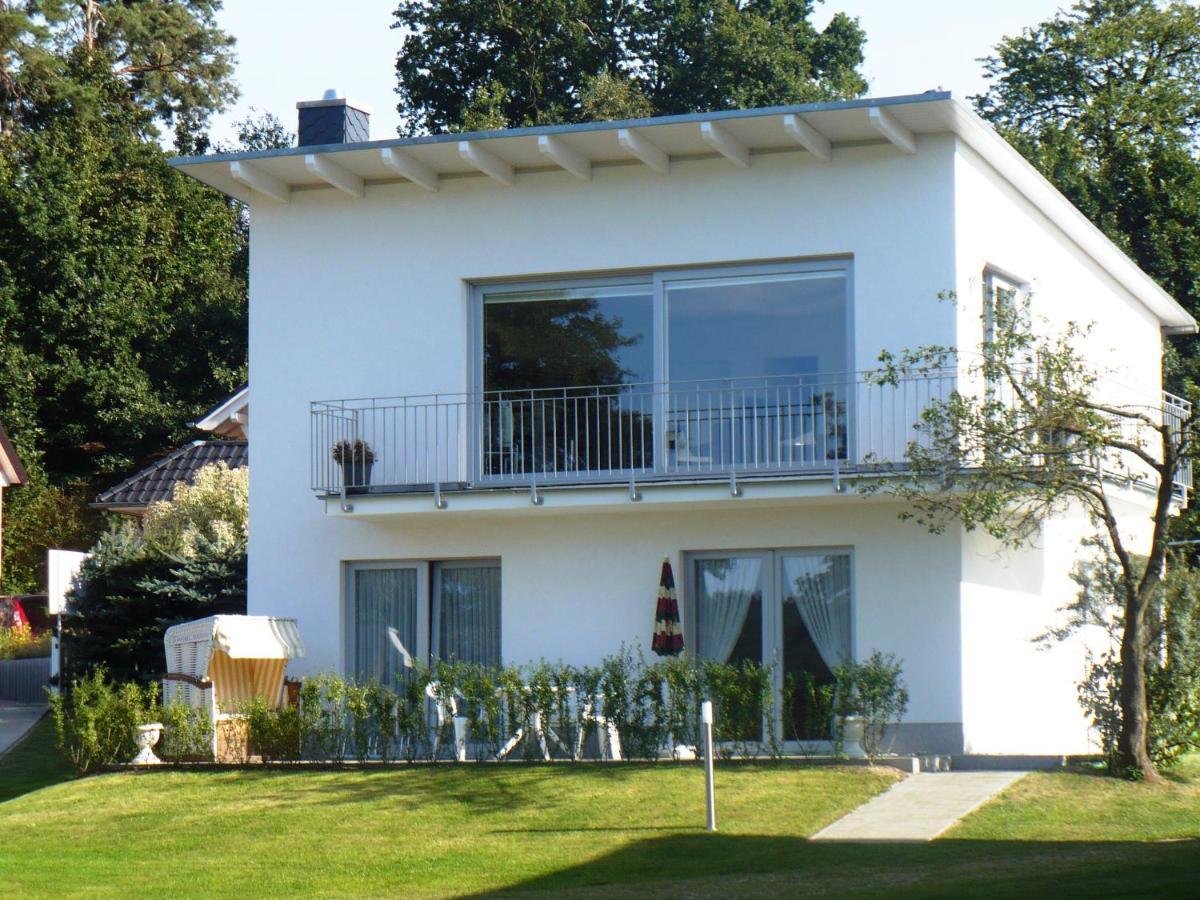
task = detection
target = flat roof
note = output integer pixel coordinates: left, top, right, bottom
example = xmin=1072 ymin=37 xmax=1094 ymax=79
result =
xmin=170 ymin=92 xmax=1195 ymax=333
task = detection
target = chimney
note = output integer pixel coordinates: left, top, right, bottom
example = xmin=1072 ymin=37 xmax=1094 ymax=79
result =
xmin=296 ymin=89 xmax=371 ymax=147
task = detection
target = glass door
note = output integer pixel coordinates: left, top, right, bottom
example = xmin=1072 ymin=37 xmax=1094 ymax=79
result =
xmin=778 ymin=552 xmax=851 ymax=742
xmin=432 ymin=562 xmax=502 ymax=667
xmin=346 ymin=562 xmax=429 ymax=687
xmin=689 ymin=549 xmax=852 ymax=745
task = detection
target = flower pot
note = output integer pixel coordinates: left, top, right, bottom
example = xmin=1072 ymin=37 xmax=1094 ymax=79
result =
xmin=341 ymin=458 xmax=374 ymax=494
xmin=131 ymin=722 xmax=163 ymax=765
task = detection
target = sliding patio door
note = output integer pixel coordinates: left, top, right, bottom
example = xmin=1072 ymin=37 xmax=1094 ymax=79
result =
xmin=689 ymin=548 xmax=852 ymax=743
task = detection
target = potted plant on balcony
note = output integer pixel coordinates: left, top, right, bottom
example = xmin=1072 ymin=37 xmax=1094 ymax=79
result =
xmin=333 ymin=439 xmax=375 ymax=493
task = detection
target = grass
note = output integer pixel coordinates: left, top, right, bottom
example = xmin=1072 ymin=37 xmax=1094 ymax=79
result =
xmin=949 ymin=754 xmax=1200 ymax=842
xmin=0 ymin=714 xmax=71 ymax=804
xmin=0 ymin=752 xmax=897 ymax=898
xmin=1 ymin=731 xmax=1197 ymax=898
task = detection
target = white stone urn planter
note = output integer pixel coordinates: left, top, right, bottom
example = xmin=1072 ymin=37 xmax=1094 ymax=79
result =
xmin=841 ymin=716 xmax=866 ymax=758
xmin=131 ymin=722 xmax=164 ymax=765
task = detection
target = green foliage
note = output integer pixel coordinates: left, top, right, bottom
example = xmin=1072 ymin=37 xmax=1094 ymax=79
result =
xmin=783 ymin=669 xmax=836 ymax=745
xmin=0 ymin=1 xmax=236 ymax=137
xmin=49 ymin=667 xmax=158 ymax=774
xmin=242 ymin=696 xmax=302 ymax=763
xmin=0 ymin=466 xmax=97 ymax=594
xmin=833 ymin=651 xmax=909 ymax=762
xmin=141 ymin=461 xmax=248 ymax=556
xmin=392 ymin=0 xmax=867 ymax=134
xmin=579 ymin=71 xmax=654 ymax=122
xmin=871 ymin=286 xmax=1194 ymax=778
xmin=159 ymin=698 xmax=212 ymax=763
xmin=975 ymin=0 xmax=1200 ymax=382
xmin=0 ymin=623 xmax=50 ymax=659
xmin=64 ymin=463 xmax=248 ymax=684
xmin=1072 ymin=547 xmax=1200 ymax=771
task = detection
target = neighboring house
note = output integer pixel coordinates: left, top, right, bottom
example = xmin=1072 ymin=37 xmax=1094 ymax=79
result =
xmin=170 ymin=91 xmax=1195 ymax=758
xmin=92 ymin=387 xmax=249 ymax=515
xmin=0 ymin=424 xmax=28 ymax=587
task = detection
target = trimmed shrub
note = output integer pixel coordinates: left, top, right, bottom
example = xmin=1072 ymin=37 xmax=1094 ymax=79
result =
xmin=49 ymin=668 xmax=158 ymax=774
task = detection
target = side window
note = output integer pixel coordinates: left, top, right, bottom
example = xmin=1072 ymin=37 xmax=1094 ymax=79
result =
xmin=982 ymin=268 xmax=1022 ymax=354
xmin=346 ymin=559 xmax=501 ymax=685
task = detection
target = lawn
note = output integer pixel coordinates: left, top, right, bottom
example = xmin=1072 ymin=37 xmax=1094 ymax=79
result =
xmin=1 ymin=723 xmax=1197 ymax=898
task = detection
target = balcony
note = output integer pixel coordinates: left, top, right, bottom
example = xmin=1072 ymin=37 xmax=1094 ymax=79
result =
xmin=310 ymin=371 xmax=958 ymax=503
xmin=311 ymin=373 xmax=1192 ymax=509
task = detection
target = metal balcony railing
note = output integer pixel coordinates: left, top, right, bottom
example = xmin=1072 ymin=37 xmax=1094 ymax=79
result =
xmin=310 ymin=371 xmax=956 ymax=496
xmin=309 ymin=373 xmax=1191 ymax=505
xmin=1164 ymin=391 xmax=1192 ymax=500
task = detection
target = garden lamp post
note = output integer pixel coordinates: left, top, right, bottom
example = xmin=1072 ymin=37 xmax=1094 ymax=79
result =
xmin=702 ymin=700 xmax=716 ymax=832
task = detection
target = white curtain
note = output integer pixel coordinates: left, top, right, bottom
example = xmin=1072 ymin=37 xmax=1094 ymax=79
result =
xmin=354 ymin=568 xmax=418 ymax=686
xmin=436 ymin=565 xmax=501 ymax=667
xmin=696 ymin=557 xmax=762 ymax=663
xmin=783 ymin=554 xmax=851 ymax=671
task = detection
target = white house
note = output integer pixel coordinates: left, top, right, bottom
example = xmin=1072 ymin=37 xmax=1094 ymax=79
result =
xmin=172 ymin=91 xmax=1195 ymax=758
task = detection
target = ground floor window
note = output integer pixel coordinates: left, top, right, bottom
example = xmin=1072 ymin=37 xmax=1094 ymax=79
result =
xmin=687 ymin=548 xmax=852 ymax=742
xmin=347 ymin=560 xmax=501 ymax=685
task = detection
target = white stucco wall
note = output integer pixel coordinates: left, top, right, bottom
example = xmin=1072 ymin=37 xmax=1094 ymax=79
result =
xmin=952 ymin=139 xmax=1163 ymax=395
xmin=951 ymin=140 xmax=1169 ymax=754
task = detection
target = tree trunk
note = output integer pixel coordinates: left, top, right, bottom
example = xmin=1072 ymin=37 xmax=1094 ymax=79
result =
xmin=1116 ymin=579 xmax=1159 ymax=781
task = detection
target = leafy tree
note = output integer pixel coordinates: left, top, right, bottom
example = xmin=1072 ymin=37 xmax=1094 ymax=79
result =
xmin=0 ymin=0 xmax=236 ymax=137
xmin=869 ymin=295 xmax=1194 ymax=780
xmin=393 ymin=0 xmax=867 ymax=133
xmin=1063 ymin=541 xmax=1200 ymax=769
xmin=973 ymin=0 xmax=1200 ymax=380
xmin=0 ymin=61 xmax=247 ymax=487
xmin=64 ymin=462 xmax=248 ymax=683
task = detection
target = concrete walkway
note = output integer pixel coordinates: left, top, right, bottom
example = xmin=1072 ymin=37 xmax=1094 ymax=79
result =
xmin=0 ymin=702 xmax=47 ymax=759
xmin=811 ymin=771 xmax=1026 ymax=842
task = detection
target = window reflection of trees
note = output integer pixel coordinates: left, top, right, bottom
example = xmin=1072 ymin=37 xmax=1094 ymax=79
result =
xmin=484 ymin=297 xmax=653 ymax=477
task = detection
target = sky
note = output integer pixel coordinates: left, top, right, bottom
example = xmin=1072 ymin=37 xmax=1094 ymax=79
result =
xmin=207 ymin=1 xmax=1071 ymax=146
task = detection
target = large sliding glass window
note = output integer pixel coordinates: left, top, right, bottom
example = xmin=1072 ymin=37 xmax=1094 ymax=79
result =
xmin=476 ymin=261 xmax=850 ymax=480
xmin=665 ymin=271 xmax=850 ymax=469
xmin=482 ymin=283 xmax=654 ymax=478
xmin=665 ymin=273 xmax=848 ymax=383
xmin=347 ymin=560 xmax=501 ymax=685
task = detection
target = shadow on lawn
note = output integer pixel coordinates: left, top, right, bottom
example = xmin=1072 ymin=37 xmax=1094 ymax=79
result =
xmin=125 ymin=758 xmax=700 ymax=816
xmin=485 ymin=833 xmax=1200 ymax=898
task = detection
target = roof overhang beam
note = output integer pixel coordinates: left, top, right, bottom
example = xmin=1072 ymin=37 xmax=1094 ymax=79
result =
xmin=699 ymin=121 xmax=750 ymax=168
xmin=304 ymin=153 xmax=364 ymax=197
xmin=868 ymin=106 xmax=917 ymax=154
xmin=537 ymin=135 xmax=591 ymax=180
xmin=782 ymin=114 xmax=831 ymax=162
xmin=381 ymin=148 xmax=439 ymax=192
xmin=229 ymin=161 xmax=291 ymax=203
xmin=617 ymin=128 xmax=669 ymax=174
xmin=458 ymin=140 xmax=515 ymax=186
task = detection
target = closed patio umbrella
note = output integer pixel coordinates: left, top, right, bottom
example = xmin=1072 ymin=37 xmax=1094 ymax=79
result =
xmin=652 ymin=558 xmax=683 ymax=656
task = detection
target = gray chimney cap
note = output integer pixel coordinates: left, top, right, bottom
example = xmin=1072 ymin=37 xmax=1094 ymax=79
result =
xmin=297 ymin=94 xmax=373 ymax=115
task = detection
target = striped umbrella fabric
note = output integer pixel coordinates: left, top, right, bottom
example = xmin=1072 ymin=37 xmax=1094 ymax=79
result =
xmin=652 ymin=558 xmax=683 ymax=656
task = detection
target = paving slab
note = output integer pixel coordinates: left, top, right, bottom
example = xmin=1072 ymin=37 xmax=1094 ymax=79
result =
xmin=0 ymin=702 xmax=47 ymax=758
xmin=810 ymin=771 xmax=1025 ymax=842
